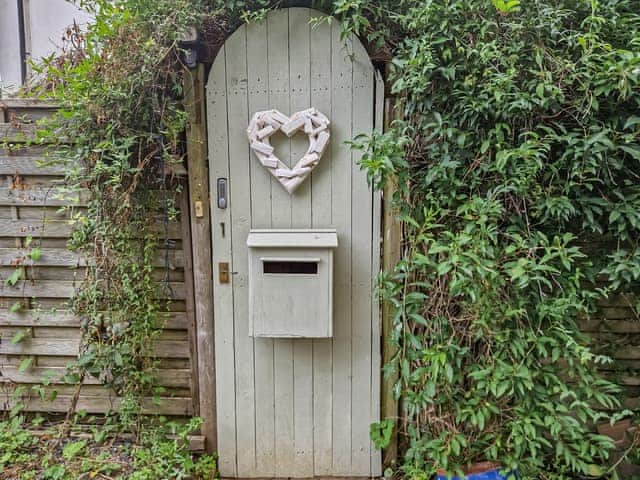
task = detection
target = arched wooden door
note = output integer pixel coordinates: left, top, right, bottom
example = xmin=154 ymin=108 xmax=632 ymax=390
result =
xmin=206 ymin=8 xmax=383 ymax=477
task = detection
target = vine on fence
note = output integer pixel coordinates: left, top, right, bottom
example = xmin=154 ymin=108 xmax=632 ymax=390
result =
xmin=35 ymin=0 xmax=208 ymax=428
xmin=348 ymin=0 xmax=640 ymax=478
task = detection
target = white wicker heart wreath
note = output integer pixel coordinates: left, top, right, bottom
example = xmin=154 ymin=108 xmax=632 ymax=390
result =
xmin=246 ymin=108 xmax=330 ymax=194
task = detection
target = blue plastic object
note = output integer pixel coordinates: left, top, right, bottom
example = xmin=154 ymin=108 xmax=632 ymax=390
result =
xmin=436 ymin=467 xmax=510 ymax=480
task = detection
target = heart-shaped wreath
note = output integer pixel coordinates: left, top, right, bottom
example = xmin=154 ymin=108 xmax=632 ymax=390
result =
xmin=246 ymin=108 xmax=331 ymax=194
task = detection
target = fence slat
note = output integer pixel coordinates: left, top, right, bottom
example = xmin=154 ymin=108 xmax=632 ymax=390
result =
xmin=0 ymin=338 xmax=190 ymax=358
xmin=0 ymin=310 xmax=188 ymax=329
xmin=0 ymin=248 xmax=183 ymax=268
xmin=0 ymin=188 xmax=89 ymax=207
xmin=0 ymin=395 xmax=193 ymax=416
xmin=1 ymin=366 xmax=191 ymax=388
xmin=0 ymin=281 xmax=186 ymax=299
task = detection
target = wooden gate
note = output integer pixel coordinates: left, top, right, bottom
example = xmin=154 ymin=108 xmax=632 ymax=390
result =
xmin=206 ymin=8 xmax=383 ymax=477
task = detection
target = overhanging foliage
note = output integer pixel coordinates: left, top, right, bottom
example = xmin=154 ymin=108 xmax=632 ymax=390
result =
xmin=350 ymin=0 xmax=640 ymax=477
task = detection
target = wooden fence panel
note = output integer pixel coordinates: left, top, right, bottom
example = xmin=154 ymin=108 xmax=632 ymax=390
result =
xmin=0 ymin=100 xmax=198 ymax=418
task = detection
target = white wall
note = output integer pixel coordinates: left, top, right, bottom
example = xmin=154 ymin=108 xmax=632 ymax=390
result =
xmin=28 ymin=0 xmax=92 ymax=62
xmin=0 ymin=0 xmax=92 ymax=95
xmin=0 ymin=0 xmax=22 ymax=92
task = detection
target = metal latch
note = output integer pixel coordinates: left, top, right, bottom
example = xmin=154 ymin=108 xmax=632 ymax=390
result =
xmin=217 ymin=178 xmax=228 ymax=209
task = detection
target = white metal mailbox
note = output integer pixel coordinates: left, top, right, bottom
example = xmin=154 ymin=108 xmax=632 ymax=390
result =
xmin=247 ymin=229 xmax=338 ymax=338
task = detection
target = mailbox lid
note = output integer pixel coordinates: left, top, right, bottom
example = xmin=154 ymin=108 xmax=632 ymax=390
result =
xmin=247 ymin=229 xmax=338 ymax=248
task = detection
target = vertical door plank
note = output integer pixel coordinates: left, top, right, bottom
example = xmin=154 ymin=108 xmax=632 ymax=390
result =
xmin=207 ymin=44 xmax=237 ymax=477
xmin=268 ymin=9 xmax=293 ymax=226
xmin=290 ymin=8 xmax=313 ymax=226
xmin=247 ymin=20 xmax=273 ymax=231
xmin=267 ymin=9 xmax=296 ymax=477
xmin=330 ymin=23 xmax=354 ymax=476
xmin=288 ymin=8 xmax=314 ymax=478
xmin=309 ymin=11 xmax=334 ymax=477
xmin=274 ymin=335 xmax=295 ymax=477
xmin=309 ymin=13 xmax=333 ymax=228
xmin=225 ymin=25 xmax=257 ymax=478
xmin=370 ymin=69 xmax=385 ymax=477
xmin=247 ymin=17 xmax=277 ymax=478
xmin=350 ymin=36 xmax=375 ymax=475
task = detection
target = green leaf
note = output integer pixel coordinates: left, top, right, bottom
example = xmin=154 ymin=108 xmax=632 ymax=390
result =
xmin=10 ymin=329 xmax=30 ymax=345
xmin=28 ymin=247 xmax=42 ymax=261
xmin=370 ymin=419 xmax=395 ymax=449
xmin=62 ymin=440 xmax=87 ymax=460
xmin=114 ymin=351 xmax=124 ymax=367
xmin=586 ymin=464 xmax=604 ymax=476
xmin=5 ymin=268 xmax=22 ymax=287
xmin=18 ymin=357 xmax=33 ymax=372
xmin=9 ymin=401 xmax=24 ymax=418
xmin=619 ymin=145 xmax=640 ymax=161
xmin=492 ymin=0 xmax=520 ymax=13
xmin=43 ymin=464 xmax=66 ymax=480
xmin=623 ymin=116 xmax=640 ymax=130
xmin=451 ymin=436 xmax=461 ymax=456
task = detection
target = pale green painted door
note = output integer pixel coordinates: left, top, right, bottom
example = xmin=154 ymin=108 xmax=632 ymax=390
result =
xmin=207 ymin=8 xmax=383 ymax=477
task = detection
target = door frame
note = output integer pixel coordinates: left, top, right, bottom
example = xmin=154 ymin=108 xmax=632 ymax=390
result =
xmin=184 ymin=65 xmax=217 ymax=453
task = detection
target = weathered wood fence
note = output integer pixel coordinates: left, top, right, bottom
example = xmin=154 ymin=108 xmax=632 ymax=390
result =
xmin=584 ymin=294 xmax=640 ymax=410
xmin=0 ymin=99 xmax=199 ymax=420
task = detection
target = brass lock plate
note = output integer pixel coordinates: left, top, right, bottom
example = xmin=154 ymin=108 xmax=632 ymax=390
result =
xmin=219 ymin=262 xmax=230 ymax=284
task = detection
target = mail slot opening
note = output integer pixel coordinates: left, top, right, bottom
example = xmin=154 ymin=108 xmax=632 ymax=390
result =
xmin=263 ymin=260 xmax=319 ymax=275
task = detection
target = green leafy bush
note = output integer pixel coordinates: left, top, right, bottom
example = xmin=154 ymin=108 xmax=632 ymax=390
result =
xmin=34 ymin=0 xmax=207 ymax=427
xmin=0 ymin=416 xmax=215 ymax=479
xmin=0 ymin=417 xmax=39 ymax=471
xmin=350 ymin=0 xmax=640 ymax=478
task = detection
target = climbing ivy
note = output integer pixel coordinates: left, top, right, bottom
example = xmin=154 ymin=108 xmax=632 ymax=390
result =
xmin=35 ymin=0 xmax=209 ymax=428
xmin=349 ymin=0 xmax=640 ymax=478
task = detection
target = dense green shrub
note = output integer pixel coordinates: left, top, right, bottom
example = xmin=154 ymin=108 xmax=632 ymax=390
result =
xmin=352 ymin=0 xmax=640 ymax=478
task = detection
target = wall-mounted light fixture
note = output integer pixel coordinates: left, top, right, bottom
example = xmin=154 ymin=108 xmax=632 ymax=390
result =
xmin=178 ymin=27 xmax=199 ymax=69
